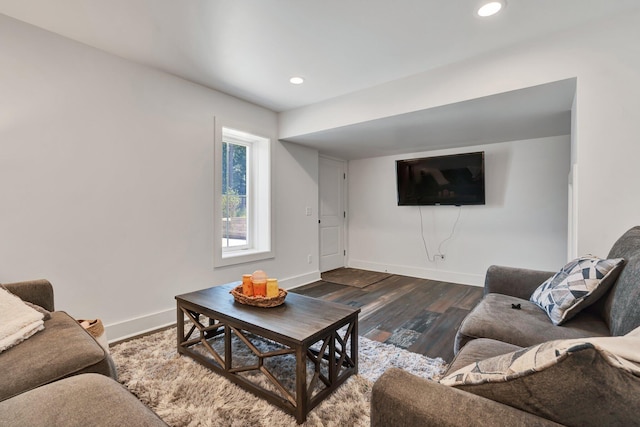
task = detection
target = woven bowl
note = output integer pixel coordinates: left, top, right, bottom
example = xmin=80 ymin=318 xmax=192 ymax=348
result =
xmin=230 ymin=285 xmax=288 ymax=308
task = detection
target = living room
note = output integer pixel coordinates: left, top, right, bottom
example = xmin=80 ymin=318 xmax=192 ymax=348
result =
xmin=2 ymin=3 xmax=639 ymax=344
xmin=3 ymin=2 xmax=640 ymax=424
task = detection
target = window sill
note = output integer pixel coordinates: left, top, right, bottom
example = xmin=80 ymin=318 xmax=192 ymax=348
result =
xmin=215 ymin=249 xmax=274 ymax=268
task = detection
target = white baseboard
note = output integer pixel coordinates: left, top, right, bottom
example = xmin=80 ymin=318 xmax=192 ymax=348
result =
xmin=105 ymin=270 xmax=322 ymax=343
xmin=279 ymin=270 xmax=321 ymax=290
xmin=347 ymin=259 xmax=484 ymax=287
xmin=105 ymin=308 xmax=175 ymax=344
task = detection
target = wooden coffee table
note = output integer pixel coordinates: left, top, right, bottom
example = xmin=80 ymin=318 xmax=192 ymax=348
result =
xmin=175 ymin=282 xmax=360 ymax=424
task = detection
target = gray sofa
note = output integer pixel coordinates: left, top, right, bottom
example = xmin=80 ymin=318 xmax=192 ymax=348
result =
xmin=0 ymin=279 xmax=167 ymax=426
xmin=372 ymin=226 xmax=640 ymax=426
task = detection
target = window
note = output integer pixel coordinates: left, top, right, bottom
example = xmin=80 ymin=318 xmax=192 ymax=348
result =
xmin=214 ymin=124 xmax=273 ymax=267
xmin=222 ymin=139 xmax=248 ymax=250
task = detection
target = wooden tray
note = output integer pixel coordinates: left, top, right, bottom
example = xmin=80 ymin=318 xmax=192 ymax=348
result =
xmin=230 ymin=285 xmax=288 ymax=308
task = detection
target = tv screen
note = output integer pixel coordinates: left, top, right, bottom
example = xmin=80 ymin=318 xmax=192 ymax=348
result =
xmin=396 ymin=152 xmax=485 ymax=206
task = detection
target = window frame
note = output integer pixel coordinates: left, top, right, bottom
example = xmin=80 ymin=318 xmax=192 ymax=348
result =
xmin=213 ymin=119 xmax=274 ymax=268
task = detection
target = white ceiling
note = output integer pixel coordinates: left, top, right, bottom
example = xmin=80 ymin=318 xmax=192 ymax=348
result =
xmin=2 ymin=1 xmax=638 ymax=158
xmin=1 ymin=0 xmax=638 ymax=112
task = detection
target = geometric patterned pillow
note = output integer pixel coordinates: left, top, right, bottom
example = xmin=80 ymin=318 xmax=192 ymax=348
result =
xmin=530 ymin=255 xmax=625 ymax=325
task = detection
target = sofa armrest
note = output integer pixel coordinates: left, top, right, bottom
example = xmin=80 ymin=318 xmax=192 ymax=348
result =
xmin=2 ymin=279 xmax=55 ymax=312
xmin=0 ymin=374 xmax=167 ymax=426
xmin=371 ymin=368 xmax=561 ymax=427
xmin=484 ymin=265 xmax=555 ymax=300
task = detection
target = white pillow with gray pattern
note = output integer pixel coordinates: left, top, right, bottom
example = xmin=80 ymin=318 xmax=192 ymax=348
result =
xmin=529 ymin=255 xmax=624 ymax=325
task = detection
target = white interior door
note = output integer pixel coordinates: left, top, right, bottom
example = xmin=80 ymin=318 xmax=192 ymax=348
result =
xmin=319 ymin=157 xmax=346 ymax=272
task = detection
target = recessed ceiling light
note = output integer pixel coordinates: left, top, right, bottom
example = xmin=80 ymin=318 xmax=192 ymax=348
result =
xmin=477 ymin=1 xmax=504 ymax=17
xmin=289 ymin=76 xmax=304 ymax=85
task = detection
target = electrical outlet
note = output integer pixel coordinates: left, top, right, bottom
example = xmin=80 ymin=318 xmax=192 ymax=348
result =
xmin=307 ymin=254 xmax=312 ymax=264
xmin=436 ymin=254 xmax=446 ymax=261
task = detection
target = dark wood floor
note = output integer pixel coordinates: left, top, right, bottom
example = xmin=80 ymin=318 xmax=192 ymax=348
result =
xmin=291 ymin=271 xmax=483 ymax=362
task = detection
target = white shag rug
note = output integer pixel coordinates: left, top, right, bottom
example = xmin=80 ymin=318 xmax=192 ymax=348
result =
xmin=111 ymin=327 xmax=446 ymax=427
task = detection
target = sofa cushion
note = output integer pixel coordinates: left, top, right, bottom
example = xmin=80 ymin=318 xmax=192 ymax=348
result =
xmin=440 ymin=336 xmax=640 ymax=427
xmin=0 ymin=311 xmax=115 ymax=402
xmin=0 ymin=373 xmax=168 ymax=427
xmin=447 ymin=338 xmax=522 ymax=374
xmin=454 ymin=293 xmax=610 ymax=353
xmin=529 ymin=255 xmax=624 ymax=325
xmin=604 ymin=226 xmax=640 ymax=335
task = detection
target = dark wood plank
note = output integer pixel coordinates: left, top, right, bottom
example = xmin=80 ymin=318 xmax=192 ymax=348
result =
xmin=292 ymin=271 xmax=483 ymax=362
xmin=408 ymin=307 xmax=471 ymax=361
xmin=453 ymin=286 xmax=485 ymax=310
xmin=321 ymin=268 xmax=392 ymax=288
xmin=363 ymin=328 xmax=393 ymax=342
xmin=292 ymin=280 xmax=345 ymax=298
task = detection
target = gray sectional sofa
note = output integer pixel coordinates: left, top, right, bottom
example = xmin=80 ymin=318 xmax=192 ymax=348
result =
xmin=0 ymin=279 xmax=167 ymax=426
xmin=372 ymin=226 xmax=640 ymax=426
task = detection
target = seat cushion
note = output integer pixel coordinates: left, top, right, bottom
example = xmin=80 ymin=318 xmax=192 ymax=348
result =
xmin=447 ymin=338 xmax=522 ymax=374
xmin=454 ymin=293 xmax=610 ymax=353
xmin=0 ymin=373 xmax=167 ymax=427
xmin=0 ymin=311 xmax=116 ymax=402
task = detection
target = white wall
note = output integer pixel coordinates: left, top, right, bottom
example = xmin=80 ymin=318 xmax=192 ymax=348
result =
xmin=281 ymin=11 xmax=640 ymax=258
xmin=348 ymin=136 xmax=570 ymax=285
xmin=0 ymin=15 xmax=320 ymax=341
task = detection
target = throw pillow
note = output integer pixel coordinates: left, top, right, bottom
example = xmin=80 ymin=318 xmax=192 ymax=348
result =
xmin=440 ymin=337 xmax=640 ymax=426
xmin=529 ymin=255 xmax=624 ymax=325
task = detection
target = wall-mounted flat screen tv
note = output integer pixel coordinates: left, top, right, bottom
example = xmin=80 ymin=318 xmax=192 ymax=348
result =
xmin=396 ymin=152 xmax=485 ymax=206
